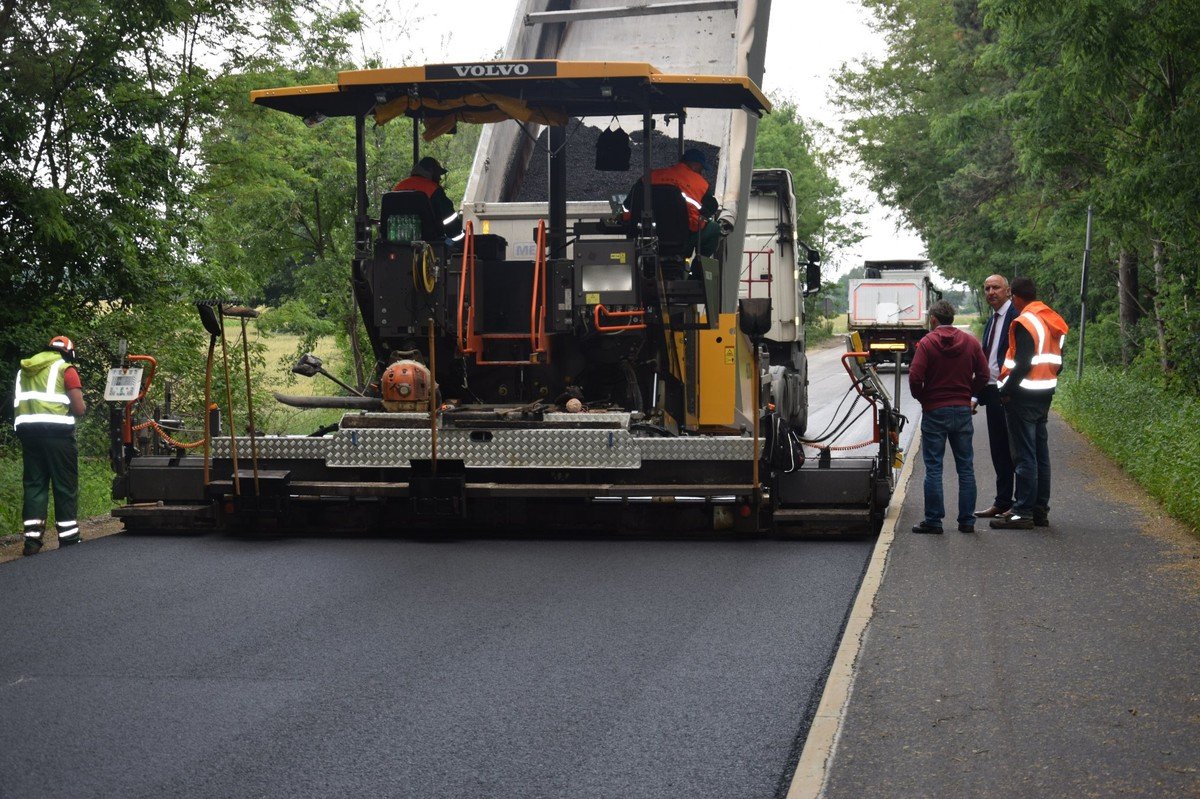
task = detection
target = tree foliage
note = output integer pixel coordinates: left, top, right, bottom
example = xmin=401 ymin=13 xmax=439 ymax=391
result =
xmin=0 ymin=0 xmax=364 ymax=441
xmin=2 ymin=1 xmax=855 ymax=449
xmin=836 ymin=0 xmax=1200 ymax=392
xmin=754 ymin=97 xmax=862 ymax=255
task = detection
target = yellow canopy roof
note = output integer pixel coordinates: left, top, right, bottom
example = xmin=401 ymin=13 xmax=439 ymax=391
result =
xmin=250 ymin=60 xmax=771 ymax=140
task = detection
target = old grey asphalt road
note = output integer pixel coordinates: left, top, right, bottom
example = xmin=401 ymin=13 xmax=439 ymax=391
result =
xmin=805 ymin=339 xmax=920 ymax=458
xmin=823 ymin=411 xmax=1200 ymax=798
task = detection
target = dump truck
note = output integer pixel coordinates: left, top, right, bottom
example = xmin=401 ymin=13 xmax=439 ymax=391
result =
xmin=109 ymin=0 xmax=902 ymax=535
xmin=846 ymin=258 xmax=939 ymax=367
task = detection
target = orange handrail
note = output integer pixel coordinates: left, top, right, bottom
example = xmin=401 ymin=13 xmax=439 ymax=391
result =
xmin=457 ymin=221 xmax=475 ymax=354
xmin=593 ymin=304 xmax=647 ymax=333
xmin=122 ymin=354 xmax=158 ymax=445
xmin=530 ymin=220 xmax=546 ymax=352
xmin=459 ymin=218 xmax=551 ymax=365
xmin=840 ymin=350 xmax=881 ymax=442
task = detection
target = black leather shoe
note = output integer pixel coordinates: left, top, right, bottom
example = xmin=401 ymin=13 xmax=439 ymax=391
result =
xmin=58 ymin=535 xmax=80 ymax=547
xmin=22 ymin=539 xmax=42 ymax=556
xmin=990 ymin=514 xmax=1034 ymax=530
xmin=1033 ymin=517 xmax=1049 ymax=527
xmin=911 ymin=522 xmax=943 ymax=534
xmin=974 ymin=505 xmax=1011 ymax=518
xmin=958 ymin=524 xmax=975 ymax=533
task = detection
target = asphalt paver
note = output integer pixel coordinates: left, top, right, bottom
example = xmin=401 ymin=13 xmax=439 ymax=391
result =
xmin=824 ymin=410 xmax=1200 ymax=798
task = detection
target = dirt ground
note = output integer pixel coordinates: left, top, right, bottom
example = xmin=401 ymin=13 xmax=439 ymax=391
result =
xmin=0 ymin=515 xmax=125 ymax=565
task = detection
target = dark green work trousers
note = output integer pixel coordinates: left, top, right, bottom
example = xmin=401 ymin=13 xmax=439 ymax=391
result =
xmin=21 ymin=434 xmax=78 ymax=536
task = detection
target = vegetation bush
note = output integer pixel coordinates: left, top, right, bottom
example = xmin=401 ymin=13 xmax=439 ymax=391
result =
xmin=1056 ymin=369 xmax=1200 ymax=536
xmin=256 ymin=300 xmax=340 ymax=337
xmin=806 ymin=316 xmax=835 ymax=346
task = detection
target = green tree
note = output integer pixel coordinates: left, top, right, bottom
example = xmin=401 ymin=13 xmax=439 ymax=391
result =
xmin=835 ymin=0 xmax=1032 ymax=290
xmin=835 ymin=0 xmax=1200 ymax=392
xmin=983 ymin=0 xmax=1200 ymax=384
xmin=0 ymin=0 xmax=367 ymax=445
xmin=753 ymin=97 xmax=861 ymax=254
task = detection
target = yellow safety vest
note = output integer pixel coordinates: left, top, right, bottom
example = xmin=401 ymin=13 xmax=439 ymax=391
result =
xmin=13 ymin=351 xmax=75 ymax=430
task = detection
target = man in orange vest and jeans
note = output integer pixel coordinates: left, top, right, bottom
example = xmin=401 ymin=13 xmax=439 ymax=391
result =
xmin=991 ymin=277 xmax=1069 ymax=530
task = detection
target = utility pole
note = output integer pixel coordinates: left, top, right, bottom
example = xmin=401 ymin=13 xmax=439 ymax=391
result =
xmin=1076 ymin=206 xmax=1093 ymax=380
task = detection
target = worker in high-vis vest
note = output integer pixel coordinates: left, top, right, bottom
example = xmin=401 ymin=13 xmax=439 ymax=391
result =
xmin=13 ymin=336 xmax=87 ymax=555
xmin=623 ymin=147 xmax=725 ymax=257
xmin=392 ymin=156 xmax=463 ymax=243
xmin=990 ymin=277 xmax=1068 ymax=531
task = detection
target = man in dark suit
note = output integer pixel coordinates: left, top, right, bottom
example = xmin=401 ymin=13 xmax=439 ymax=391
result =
xmin=973 ymin=274 xmax=1019 ymax=518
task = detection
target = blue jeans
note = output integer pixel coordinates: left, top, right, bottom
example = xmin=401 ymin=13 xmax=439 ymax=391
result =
xmin=921 ymin=406 xmax=977 ymax=527
xmin=1004 ymin=400 xmax=1051 ymax=517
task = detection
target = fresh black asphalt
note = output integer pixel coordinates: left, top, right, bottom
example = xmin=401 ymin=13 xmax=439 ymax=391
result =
xmin=0 ymin=534 xmax=871 ymax=799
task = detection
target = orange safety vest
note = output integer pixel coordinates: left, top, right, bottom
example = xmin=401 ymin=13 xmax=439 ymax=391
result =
xmin=998 ymin=301 xmax=1069 ymax=393
xmin=392 ymin=175 xmax=439 ymax=197
xmin=649 ymin=162 xmax=710 ymax=232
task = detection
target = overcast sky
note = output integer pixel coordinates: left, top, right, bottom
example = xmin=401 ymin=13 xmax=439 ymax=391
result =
xmin=371 ymin=0 xmax=926 ymax=273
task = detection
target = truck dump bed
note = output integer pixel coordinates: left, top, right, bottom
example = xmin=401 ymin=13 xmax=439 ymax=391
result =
xmin=464 ymin=0 xmax=771 ymax=313
xmin=847 ymin=271 xmax=930 ymax=328
xmin=847 ymin=260 xmax=937 ymax=366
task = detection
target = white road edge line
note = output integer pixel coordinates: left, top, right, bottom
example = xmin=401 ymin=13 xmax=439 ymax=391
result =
xmin=785 ymin=434 xmax=921 ymax=799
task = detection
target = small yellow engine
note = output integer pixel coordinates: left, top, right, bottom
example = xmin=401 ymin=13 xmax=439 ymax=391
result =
xmin=380 ymin=360 xmax=432 ymax=411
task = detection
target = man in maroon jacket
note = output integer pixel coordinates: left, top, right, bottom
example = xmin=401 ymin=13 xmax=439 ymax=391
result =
xmin=909 ymin=300 xmax=990 ymax=534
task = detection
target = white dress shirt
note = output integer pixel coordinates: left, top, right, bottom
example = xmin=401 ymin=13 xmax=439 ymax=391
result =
xmin=985 ymin=299 xmax=1012 ymax=385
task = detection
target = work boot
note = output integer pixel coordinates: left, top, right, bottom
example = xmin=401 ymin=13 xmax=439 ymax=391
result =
xmin=23 ymin=538 xmax=42 ymax=556
xmin=1033 ymin=507 xmax=1049 ymax=527
xmin=58 ymin=534 xmax=81 ymax=547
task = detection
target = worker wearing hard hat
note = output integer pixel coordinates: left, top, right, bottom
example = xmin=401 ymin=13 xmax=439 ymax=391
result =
xmin=13 ymin=336 xmax=87 ymax=555
xmin=623 ymin=147 xmax=729 ymax=257
xmin=393 ymin=156 xmax=464 ymax=243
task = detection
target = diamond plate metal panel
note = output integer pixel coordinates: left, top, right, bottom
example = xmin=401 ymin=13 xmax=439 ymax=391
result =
xmin=634 ymin=436 xmax=753 ymax=461
xmin=327 ymin=427 xmax=641 ymax=468
xmin=541 ymin=412 xmax=631 ymax=427
xmin=210 ymin=436 xmax=331 ymax=460
xmin=208 ymin=428 xmax=751 ymax=467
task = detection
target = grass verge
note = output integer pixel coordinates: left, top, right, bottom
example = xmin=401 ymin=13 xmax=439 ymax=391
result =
xmin=1056 ymin=368 xmax=1200 ymax=537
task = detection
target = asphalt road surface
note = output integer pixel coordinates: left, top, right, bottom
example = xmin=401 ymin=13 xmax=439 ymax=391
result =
xmin=0 ymin=341 xmax=909 ymax=799
xmin=805 ymin=339 xmax=921 ymax=459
